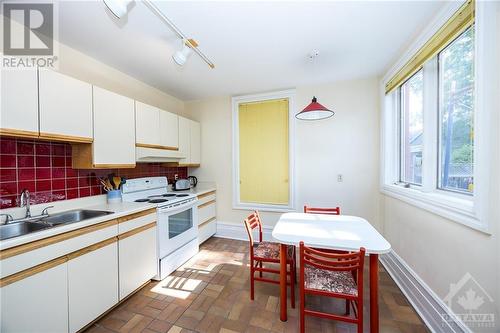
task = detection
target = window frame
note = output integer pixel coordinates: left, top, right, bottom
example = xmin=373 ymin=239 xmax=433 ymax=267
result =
xmin=231 ymin=89 xmax=296 ymax=212
xmin=398 ymin=69 xmax=424 ymax=187
xmin=380 ymin=1 xmax=495 ymax=233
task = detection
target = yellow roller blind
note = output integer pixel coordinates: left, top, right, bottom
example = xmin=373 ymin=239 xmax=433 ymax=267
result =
xmin=239 ymin=99 xmax=289 ymax=205
xmin=385 ymin=0 xmax=475 ymax=94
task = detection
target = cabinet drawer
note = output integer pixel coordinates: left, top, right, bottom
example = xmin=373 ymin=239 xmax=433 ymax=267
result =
xmin=117 ymin=209 xmax=157 ymax=234
xmin=198 ymin=201 xmax=216 ymax=225
xmin=199 ymin=219 xmax=216 ymax=245
xmin=0 ymin=220 xmax=118 ymax=278
xmin=197 ymin=191 xmax=216 ymax=205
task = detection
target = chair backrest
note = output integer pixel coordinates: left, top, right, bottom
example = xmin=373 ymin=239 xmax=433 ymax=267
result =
xmin=243 ymin=211 xmax=263 ymax=244
xmin=299 ymin=241 xmax=365 ymax=293
xmin=304 ymin=205 xmax=341 ymax=215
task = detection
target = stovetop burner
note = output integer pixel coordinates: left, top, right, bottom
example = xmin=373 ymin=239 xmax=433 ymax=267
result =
xmin=134 ymin=198 xmax=150 ymax=203
xmin=176 ymin=194 xmax=190 ymax=197
xmin=148 ymin=198 xmax=168 ymax=203
xmin=162 ymin=194 xmax=176 ymax=197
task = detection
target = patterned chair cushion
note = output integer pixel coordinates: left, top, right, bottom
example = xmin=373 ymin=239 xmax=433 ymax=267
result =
xmin=253 ymin=241 xmax=294 ymax=260
xmin=304 ymin=266 xmax=358 ymax=296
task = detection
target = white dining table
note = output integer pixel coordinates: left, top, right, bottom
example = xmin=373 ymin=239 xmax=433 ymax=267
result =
xmin=272 ymin=213 xmax=391 ymax=333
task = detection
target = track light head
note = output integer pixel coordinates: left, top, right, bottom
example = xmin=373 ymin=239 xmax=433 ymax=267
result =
xmin=103 ymin=0 xmax=132 ymax=18
xmin=172 ymin=41 xmax=193 ymax=67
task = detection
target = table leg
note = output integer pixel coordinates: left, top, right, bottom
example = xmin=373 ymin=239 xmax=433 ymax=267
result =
xmin=280 ymin=243 xmax=288 ymax=322
xmin=369 ymin=254 xmax=379 ymax=333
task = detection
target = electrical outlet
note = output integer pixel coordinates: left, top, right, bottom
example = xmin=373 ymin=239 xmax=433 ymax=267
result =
xmin=337 ymin=174 xmax=343 ymax=182
xmin=174 ymin=174 xmax=179 ymax=180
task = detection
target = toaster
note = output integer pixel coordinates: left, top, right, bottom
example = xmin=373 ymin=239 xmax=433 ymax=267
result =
xmin=172 ymin=179 xmax=191 ymax=191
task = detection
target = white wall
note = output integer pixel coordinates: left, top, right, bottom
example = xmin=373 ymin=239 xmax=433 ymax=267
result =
xmin=380 ymin=2 xmax=500 ymax=328
xmin=185 ymin=78 xmax=381 ymax=229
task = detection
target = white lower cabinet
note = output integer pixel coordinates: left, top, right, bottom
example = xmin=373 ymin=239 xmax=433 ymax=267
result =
xmin=118 ymin=226 xmax=157 ymax=299
xmin=68 ymin=241 xmax=119 ymax=333
xmin=0 ymin=261 xmax=69 ymax=333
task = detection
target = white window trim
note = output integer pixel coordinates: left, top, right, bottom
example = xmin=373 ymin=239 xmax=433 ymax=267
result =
xmin=231 ymin=89 xmax=296 ymax=212
xmin=380 ymin=1 xmax=497 ymax=234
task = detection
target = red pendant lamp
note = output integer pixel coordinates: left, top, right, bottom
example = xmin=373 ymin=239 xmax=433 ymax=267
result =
xmin=296 ymin=96 xmax=334 ymax=120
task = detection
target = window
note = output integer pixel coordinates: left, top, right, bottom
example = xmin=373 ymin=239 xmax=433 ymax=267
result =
xmin=379 ymin=0 xmax=498 ymax=231
xmin=400 ymin=70 xmax=424 ymax=185
xmin=232 ymin=90 xmax=295 ymax=211
xmin=438 ymin=27 xmax=475 ymax=194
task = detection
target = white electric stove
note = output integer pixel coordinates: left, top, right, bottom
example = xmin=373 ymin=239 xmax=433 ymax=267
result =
xmin=121 ymin=177 xmax=198 ymax=280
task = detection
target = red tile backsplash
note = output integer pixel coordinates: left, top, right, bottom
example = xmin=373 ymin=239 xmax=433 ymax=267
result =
xmin=0 ymin=137 xmax=188 ymax=209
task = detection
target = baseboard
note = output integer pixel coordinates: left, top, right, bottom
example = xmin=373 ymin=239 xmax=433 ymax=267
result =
xmin=215 ymin=221 xmax=274 ymax=241
xmin=380 ymin=251 xmax=471 ymax=333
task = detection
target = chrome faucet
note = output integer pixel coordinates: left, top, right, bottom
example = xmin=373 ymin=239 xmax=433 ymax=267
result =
xmin=20 ymin=189 xmax=31 ymax=218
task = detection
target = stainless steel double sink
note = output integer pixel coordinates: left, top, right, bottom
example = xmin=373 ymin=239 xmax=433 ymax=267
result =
xmin=0 ymin=209 xmax=113 ymax=241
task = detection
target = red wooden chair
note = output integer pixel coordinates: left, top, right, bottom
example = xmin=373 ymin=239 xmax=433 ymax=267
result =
xmin=304 ymin=205 xmax=341 ymax=215
xmin=299 ymin=242 xmax=365 ymax=333
xmin=243 ymin=211 xmax=296 ymax=308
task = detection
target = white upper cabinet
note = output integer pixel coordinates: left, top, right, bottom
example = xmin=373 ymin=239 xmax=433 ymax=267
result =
xmin=178 ymin=116 xmax=191 ymax=161
xmin=92 ymin=86 xmax=136 ymax=167
xmin=135 ymin=101 xmax=161 ymax=147
xmin=178 ymin=116 xmax=201 ymax=166
xmin=136 ymin=101 xmax=179 ymax=150
xmin=190 ymin=120 xmax=201 ymax=165
xmin=39 ymin=70 xmax=93 ymax=142
xmin=159 ymin=111 xmax=179 ymax=150
xmin=0 ymin=68 xmax=39 ymax=138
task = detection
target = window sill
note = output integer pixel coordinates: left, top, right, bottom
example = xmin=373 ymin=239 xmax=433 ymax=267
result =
xmin=233 ymin=202 xmax=295 ymax=213
xmin=381 ymin=184 xmax=490 ymax=234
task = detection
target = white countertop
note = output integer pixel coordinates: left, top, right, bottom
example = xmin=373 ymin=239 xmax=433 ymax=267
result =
xmin=170 ymin=182 xmax=216 ymax=196
xmin=0 ymin=200 xmax=156 ymax=251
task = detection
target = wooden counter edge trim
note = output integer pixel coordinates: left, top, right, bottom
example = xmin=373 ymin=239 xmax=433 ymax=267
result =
xmin=0 ymin=128 xmax=39 ymax=139
xmin=0 ymin=237 xmax=118 ymax=287
xmin=0 ymin=256 xmax=68 ymax=288
xmin=136 ymin=143 xmax=179 ymax=151
xmin=39 ymin=132 xmax=93 ymax=143
xmin=199 ymin=216 xmax=216 ymax=228
xmin=118 ymin=221 xmax=157 ymax=240
xmin=117 ymin=208 xmax=157 ymax=224
xmin=199 ymin=199 xmax=216 ymax=209
xmin=0 ymin=219 xmax=118 ymax=260
xmin=197 ymin=191 xmax=216 ymax=199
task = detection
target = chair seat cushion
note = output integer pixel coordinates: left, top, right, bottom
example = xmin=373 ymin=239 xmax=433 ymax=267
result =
xmin=304 ymin=266 xmax=358 ymax=296
xmin=253 ymin=241 xmax=294 ymax=260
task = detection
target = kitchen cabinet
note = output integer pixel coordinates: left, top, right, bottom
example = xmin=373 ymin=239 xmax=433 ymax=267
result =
xmin=0 ymin=68 xmax=39 ymax=138
xmin=197 ymin=191 xmax=216 ymax=244
xmin=190 ymin=120 xmax=201 ymax=165
xmin=135 ymin=101 xmax=161 ymax=147
xmin=160 ymin=111 xmax=179 ymax=149
xmin=118 ymin=225 xmax=157 ymax=299
xmin=38 ymin=70 xmax=93 ymax=143
xmin=68 ymin=240 xmax=119 ymax=333
xmin=0 ymin=259 xmax=69 ymax=333
xmin=178 ymin=117 xmax=201 ymax=167
xmin=135 ymin=101 xmax=179 ymax=151
xmin=72 ymin=86 xmax=136 ymax=169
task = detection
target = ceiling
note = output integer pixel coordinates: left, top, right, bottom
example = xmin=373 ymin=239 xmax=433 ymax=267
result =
xmin=56 ymin=1 xmax=444 ymax=101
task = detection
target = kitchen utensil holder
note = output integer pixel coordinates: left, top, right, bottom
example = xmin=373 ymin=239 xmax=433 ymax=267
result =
xmin=107 ymin=190 xmax=122 ymax=204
